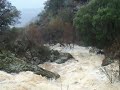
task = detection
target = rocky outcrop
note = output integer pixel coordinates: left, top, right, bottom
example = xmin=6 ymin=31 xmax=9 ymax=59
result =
xmin=0 ymin=47 xmax=73 ymax=79
xmin=24 ymin=47 xmax=73 ymax=65
xmin=27 ymin=49 xmax=74 ymax=65
xmin=0 ymin=51 xmax=60 ymax=79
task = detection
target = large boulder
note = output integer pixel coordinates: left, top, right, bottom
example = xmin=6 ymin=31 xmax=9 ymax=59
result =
xmin=50 ymin=50 xmax=74 ymax=64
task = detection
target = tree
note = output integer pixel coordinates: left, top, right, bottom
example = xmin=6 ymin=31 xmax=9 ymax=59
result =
xmin=44 ymin=0 xmax=64 ymax=16
xmin=26 ymin=24 xmax=41 ymax=44
xmin=0 ymin=0 xmax=20 ymax=51
xmin=46 ymin=17 xmax=64 ymax=44
xmin=63 ymin=23 xmax=74 ymax=44
xmin=0 ymin=0 xmax=20 ymax=31
xmin=74 ymin=0 xmax=120 ymax=48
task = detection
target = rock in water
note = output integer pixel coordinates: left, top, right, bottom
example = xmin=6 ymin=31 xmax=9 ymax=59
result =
xmin=50 ymin=50 xmax=74 ymax=64
xmin=34 ymin=66 xmax=60 ymax=79
xmin=55 ymin=53 xmax=74 ymax=64
xmin=101 ymin=57 xmax=114 ymax=66
xmin=96 ymin=50 xmax=104 ymax=55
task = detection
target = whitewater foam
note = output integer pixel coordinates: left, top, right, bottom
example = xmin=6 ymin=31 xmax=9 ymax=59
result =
xmin=0 ymin=44 xmax=120 ymax=90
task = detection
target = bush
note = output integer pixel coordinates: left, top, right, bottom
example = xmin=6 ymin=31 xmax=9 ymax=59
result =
xmin=74 ymin=0 xmax=120 ymax=48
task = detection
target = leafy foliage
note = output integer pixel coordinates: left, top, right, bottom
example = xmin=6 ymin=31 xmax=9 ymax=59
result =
xmin=74 ymin=0 xmax=120 ymax=48
xmin=0 ymin=0 xmax=20 ymax=52
xmin=0 ymin=0 xmax=20 ymax=31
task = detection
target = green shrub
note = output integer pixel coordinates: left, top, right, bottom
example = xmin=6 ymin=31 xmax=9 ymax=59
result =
xmin=74 ymin=0 xmax=120 ymax=48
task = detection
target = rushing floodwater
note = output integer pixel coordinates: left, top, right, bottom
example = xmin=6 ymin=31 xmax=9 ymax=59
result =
xmin=0 ymin=44 xmax=120 ymax=90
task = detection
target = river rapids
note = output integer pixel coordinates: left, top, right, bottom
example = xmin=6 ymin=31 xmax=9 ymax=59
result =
xmin=0 ymin=44 xmax=120 ymax=90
